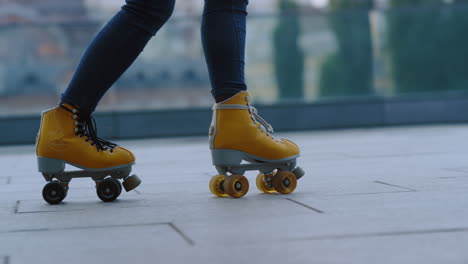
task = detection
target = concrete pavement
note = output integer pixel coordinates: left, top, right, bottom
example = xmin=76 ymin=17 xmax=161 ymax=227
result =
xmin=1 ymin=125 xmax=468 ymax=263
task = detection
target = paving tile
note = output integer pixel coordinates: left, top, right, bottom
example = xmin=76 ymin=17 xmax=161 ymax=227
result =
xmin=0 ymin=177 xmax=11 ymax=185
xmin=0 ymin=224 xmax=190 ymax=264
xmin=1 ymin=125 xmax=468 ymax=263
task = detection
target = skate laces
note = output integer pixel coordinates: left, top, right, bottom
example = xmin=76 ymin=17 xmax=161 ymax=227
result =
xmin=248 ymin=106 xmax=274 ymax=133
xmin=247 ymin=105 xmax=281 ymax=142
xmin=60 ymin=104 xmax=117 ymax=152
xmin=212 ymin=99 xmax=280 ymax=142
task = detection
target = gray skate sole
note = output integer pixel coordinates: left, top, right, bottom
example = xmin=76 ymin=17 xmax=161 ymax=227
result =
xmin=211 ymin=149 xmax=304 ymax=178
xmin=37 ymin=156 xmax=135 ymax=173
xmin=38 ymin=157 xmax=141 ymax=192
xmin=211 ymin=149 xmax=299 ymax=166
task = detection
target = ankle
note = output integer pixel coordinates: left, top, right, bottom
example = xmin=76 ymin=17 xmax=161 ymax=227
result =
xmin=214 ymin=90 xmax=245 ymax=103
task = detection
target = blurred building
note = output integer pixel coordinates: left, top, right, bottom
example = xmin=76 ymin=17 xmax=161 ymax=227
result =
xmin=0 ymin=0 xmax=89 ymax=22
xmin=374 ymin=0 xmax=390 ymax=8
xmin=0 ymin=0 xmax=97 ymax=96
xmin=84 ymin=0 xmax=325 ymax=18
xmin=0 ymin=0 xmax=330 ymax=111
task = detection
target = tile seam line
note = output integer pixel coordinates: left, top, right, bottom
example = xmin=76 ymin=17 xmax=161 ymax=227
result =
xmin=291 ymin=227 xmax=468 ymax=242
xmin=4 ymin=222 xmax=170 ymax=234
xmin=285 ymin=198 xmax=324 ymax=214
xmin=323 ymin=190 xmax=413 ymax=197
xmin=373 ymin=180 xmax=418 ymax=192
xmin=16 ymin=209 xmax=87 ymax=215
xmin=168 ymin=223 xmax=195 ymax=246
xmin=13 ymin=201 xmax=19 ymax=214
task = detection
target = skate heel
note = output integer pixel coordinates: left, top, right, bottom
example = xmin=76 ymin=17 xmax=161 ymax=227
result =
xmin=211 ymin=149 xmax=244 ymax=166
xmin=37 ymin=157 xmax=65 ymax=173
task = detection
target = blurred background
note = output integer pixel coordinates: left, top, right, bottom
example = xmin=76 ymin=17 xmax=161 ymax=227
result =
xmin=1 ymin=0 xmax=468 ymax=142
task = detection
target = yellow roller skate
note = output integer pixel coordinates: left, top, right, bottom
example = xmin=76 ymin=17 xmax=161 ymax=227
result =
xmin=36 ymin=104 xmax=141 ymax=204
xmin=208 ymin=91 xmax=305 ymax=198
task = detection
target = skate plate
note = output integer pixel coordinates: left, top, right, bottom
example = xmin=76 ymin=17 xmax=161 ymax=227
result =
xmin=215 ymin=161 xmax=302 ymax=178
xmin=42 ymin=166 xmax=133 ymax=183
xmin=41 ymin=166 xmax=141 ymax=204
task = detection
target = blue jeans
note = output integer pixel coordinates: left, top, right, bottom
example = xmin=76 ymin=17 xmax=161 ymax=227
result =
xmin=61 ymin=0 xmax=248 ymax=113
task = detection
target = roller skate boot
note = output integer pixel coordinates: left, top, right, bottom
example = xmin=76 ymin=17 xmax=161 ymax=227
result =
xmin=208 ymin=91 xmax=305 ymax=198
xmin=36 ymin=104 xmax=141 ymax=204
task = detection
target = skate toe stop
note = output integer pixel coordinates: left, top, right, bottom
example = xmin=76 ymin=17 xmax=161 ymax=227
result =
xmin=292 ymin=166 xmax=305 ymax=179
xmin=123 ymin=174 xmax=142 ymax=192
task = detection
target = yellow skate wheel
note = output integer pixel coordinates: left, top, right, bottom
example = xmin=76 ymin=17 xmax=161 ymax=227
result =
xmin=256 ymin=173 xmax=276 ymax=194
xmin=223 ymin=174 xmax=249 ymax=198
xmin=209 ymin=175 xmax=228 ymax=197
xmin=272 ymin=171 xmax=297 ymax=194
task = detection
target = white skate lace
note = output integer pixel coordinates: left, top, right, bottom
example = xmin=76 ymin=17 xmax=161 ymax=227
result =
xmin=213 ymin=102 xmax=281 ymax=142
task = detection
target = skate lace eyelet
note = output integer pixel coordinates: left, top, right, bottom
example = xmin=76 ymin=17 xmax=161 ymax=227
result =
xmin=60 ymin=104 xmax=118 ymax=153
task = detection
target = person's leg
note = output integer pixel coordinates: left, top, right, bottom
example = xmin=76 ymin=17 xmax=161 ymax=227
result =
xmin=203 ymin=0 xmax=304 ymax=198
xmin=61 ymin=0 xmax=176 ymax=114
xmin=201 ymin=0 xmax=248 ymax=103
xmin=37 ymin=0 xmax=175 ymax=195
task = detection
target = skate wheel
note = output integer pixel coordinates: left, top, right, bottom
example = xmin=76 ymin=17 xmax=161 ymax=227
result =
xmin=272 ymin=171 xmax=297 ymax=194
xmin=209 ymin=175 xmax=228 ymax=197
xmin=96 ymin=178 xmax=121 ymax=202
xmin=122 ymin=174 xmax=141 ymax=192
xmin=42 ymin=181 xmax=67 ymax=205
xmin=112 ymin=178 xmax=122 ymax=197
xmin=256 ymin=173 xmax=276 ymax=194
xmin=223 ymin=174 xmax=249 ymax=198
xmin=292 ymin=166 xmax=305 ymax=179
